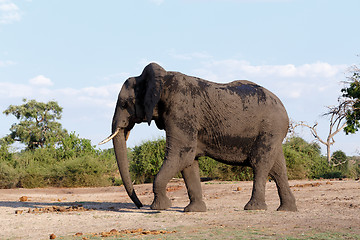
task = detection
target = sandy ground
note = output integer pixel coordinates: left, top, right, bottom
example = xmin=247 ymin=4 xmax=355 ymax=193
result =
xmin=0 ymin=179 xmax=359 ymax=240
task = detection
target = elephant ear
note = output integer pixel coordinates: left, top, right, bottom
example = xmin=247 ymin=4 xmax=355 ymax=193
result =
xmin=142 ymin=63 xmax=166 ymax=125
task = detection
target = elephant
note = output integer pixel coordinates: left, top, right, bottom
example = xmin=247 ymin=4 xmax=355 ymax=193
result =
xmin=99 ymin=62 xmax=297 ymax=212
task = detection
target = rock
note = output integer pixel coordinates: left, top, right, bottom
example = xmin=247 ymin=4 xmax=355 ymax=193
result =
xmin=15 ymin=210 xmax=23 ymax=214
xmin=19 ymin=196 xmax=28 ymax=202
xmin=49 ymin=233 xmax=56 ymax=239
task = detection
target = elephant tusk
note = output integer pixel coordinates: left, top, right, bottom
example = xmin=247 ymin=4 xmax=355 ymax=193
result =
xmin=98 ymin=128 xmax=120 ymax=145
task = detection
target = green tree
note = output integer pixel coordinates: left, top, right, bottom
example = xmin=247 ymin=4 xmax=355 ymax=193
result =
xmin=341 ymin=65 xmax=360 ymax=134
xmin=3 ymin=99 xmax=67 ymax=149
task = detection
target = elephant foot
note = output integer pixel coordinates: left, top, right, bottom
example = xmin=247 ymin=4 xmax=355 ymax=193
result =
xmin=184 ymin=201 xmax=207 ymax=212
xmin=244 ymin=200 xmax=267 ymax=211
xmin=150 ymin=196 xmax=172 ymax=210
xmin=277 ymin=203 xmax=297 ymax=212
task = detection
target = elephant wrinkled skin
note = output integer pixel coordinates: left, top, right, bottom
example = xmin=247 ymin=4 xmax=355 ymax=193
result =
xmin=103 ymin=62 xmax=297 ymax=212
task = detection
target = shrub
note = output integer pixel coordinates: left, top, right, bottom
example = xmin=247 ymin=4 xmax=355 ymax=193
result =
xmin=0 ymin=138 xmax=13 ymax=162
xmin=129 ymin=138 xmax=253 ymax=184
xmin=348 ymin=157 xmax=360 ymax=179
xmin=130 ymin=139 xmax=166 ymax=184
xmin=283 ymin=137 xmax=331 ymax=179
xmin=48 ymin=156 xmax=115 ymax=187
xmin=0 ymin=161 xmax=19 ymax=188
xmin=331 ymin=150 xmax=349 ymax=176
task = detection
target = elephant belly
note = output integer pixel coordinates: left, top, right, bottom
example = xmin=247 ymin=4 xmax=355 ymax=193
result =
xmin=197 ymin=134 xmax=257 ymax=165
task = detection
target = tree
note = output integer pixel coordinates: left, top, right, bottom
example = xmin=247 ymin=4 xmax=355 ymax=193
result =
xmin=3 ymin=99 xmax=67 ymax=149
xmin=341 ymin=65 xmax=360 ymax=134
xmin=290 ymin=102 xmax=348 ymax=166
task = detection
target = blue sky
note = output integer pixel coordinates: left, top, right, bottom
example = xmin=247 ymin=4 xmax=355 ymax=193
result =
xmin=1 ymin=0 xmax=359 ymax=155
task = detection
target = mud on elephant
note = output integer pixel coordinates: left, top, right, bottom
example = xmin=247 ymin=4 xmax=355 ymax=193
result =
xmin=100 ymin=63 xmax=297 ymax=212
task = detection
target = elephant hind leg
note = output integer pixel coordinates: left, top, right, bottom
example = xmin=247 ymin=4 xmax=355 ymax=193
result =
xmin=269 ymin=148 xmax=297 ymax=212
xmin=181 ymin=160 xmax=206 ymax=212
xmin=244 ymin=138 xmax=274 ymax=211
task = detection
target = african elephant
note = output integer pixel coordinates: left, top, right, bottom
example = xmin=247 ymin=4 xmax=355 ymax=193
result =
xmin=100 ymin=63 xmax=297 ymax=212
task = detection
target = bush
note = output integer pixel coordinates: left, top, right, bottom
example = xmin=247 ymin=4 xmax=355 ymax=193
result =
xmin=129 ymin=138 xmax=253 ymax=184
xmin=348 ymin=157 xmax=360 ymax=179
xmin=2 ymin=134 xmax=357 ymax=189
xmin=198 ymin=156 xmax=253 ymax=181
xmin=130 ymin=139 xmax=166 ymax=184
xmin=0 ymin=141 xmax=118 ymax=188
xmin=0 ymin=161 xmax=19 ymax=188
xmin=282 ymin=137 xmax=344 ymax=179
xmin=0 ymin=138 xmax=13 ymax=162
xmin=48 ymin=156 xmax=115 ymax=187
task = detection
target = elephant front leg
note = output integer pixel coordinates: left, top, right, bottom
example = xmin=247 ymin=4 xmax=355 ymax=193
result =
xmin=150 ymin=160 xmax=177 ymax=210
xmin=181 ymin=160 xmax=207 ymax=212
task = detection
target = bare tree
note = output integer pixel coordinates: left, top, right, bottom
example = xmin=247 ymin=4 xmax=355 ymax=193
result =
xmin=291 ymin=100 xmax=351 ymax=166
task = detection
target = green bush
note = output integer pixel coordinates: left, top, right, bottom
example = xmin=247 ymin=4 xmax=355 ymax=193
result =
xmin=130 ymin=139 xmax=166 ymax=184
xmin=129 ymin=139 xmax=253 ymax=184
xmin=348 ymin=158 xmax=360 ymax=179
xmin=331 ymin=150 xmax=349 ymax=177
xmin=2 ymin=134 xmax=358 ymax=189
xmin=198 ymin=156 xmax=253 ymax=181
xmin=0 ymin=161 xmax=19 ymax=188
xmin=48 ymin=156 xmax=115 ymax=187
xmin=283 ymin=137 xmax=329 ymax=179
xmin=0 ymin=139 xmax=13 ymax=162
xmin=0 ymin=141 xmax=118 ymax=188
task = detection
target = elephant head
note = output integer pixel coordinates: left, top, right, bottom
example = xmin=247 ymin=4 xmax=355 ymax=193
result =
xmin=99 ymin=63 xmax=166 ymax=208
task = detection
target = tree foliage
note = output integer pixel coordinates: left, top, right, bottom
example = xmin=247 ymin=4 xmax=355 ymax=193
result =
xmin=341 ymin=66 xmax=360 ymax=134
xmin=3 ymin=99 xmax=67 ymax=149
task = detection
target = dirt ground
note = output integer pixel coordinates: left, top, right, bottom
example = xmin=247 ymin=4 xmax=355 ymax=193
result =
xmin=0 ymin=179 xmax=359 ymax=240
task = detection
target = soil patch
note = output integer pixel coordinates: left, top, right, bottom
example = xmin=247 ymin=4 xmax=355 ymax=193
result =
xmin=0 ymin=179 xmax=359 ymax=239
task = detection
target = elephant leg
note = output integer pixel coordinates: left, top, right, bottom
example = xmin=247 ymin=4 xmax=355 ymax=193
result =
xmin=244 ymin=166 xmax=269 ymax=210
xmin=244 ymin=136 xmax=275 ymax=211
xmin=150 ymin=159 xmax=177 ymax=210
xmin=181 ymin=160 xmax=207 ymax=212
xmin=269 ymin=148 xmax=297 ymax=211
xmin=151 ymin=134 xmax=197 ymax=211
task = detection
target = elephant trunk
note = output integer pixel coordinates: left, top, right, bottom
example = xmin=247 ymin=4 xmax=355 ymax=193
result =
xmin=112 ymin=129 xmax=143 ymax=208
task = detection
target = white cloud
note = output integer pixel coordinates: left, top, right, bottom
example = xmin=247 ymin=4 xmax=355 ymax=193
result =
xmin=185 ymin=59 xmax=347 ymax=102
xmin=29 ymin=75 xmax=54 ymax=87
xmin=0 ymin=60 xmax=15 ymax=67
xmin=0 ymin=0 xmax=21 ymax=24
xmin=194 ymin=60 xmax=346 ymax=81
xmin=0 ymin=82 xmax=32 ymax=98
